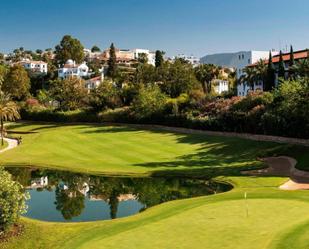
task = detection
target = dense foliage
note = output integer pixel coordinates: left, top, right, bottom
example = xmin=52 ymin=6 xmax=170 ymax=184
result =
xmin=55 ymin=35 xmax=84 ymax=65
xmin=132 ymin=85 xmax=167 ymax=119
xmin=0 ymin=168 xmax=28 ymax=234
xmin=1 ymin=36 xmax=308 ymax=139
xmin=2 ymin=65 xmax=30 ymax=100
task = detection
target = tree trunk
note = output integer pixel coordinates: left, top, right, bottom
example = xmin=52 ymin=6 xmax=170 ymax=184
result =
xmin=201 ymin=81 xmax=207 ymax=94
xmin=1 ymin=118 xmax=3 ymax=146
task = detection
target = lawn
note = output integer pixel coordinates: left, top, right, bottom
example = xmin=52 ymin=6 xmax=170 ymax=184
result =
xmin=0 ymin=139 xmax=8 ymax=150
xmin=1 ymin=122 xmax=307 ymax=176
xmin=2 ymin=122 xmax=309 ymax=249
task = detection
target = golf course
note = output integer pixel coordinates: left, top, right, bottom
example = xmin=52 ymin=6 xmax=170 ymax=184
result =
xmin=2 ymin=122 xmax=309 ymax=249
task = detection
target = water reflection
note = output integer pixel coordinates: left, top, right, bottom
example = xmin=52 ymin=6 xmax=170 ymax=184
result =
xmin=6 ymin=167 xmax=232 ymax=222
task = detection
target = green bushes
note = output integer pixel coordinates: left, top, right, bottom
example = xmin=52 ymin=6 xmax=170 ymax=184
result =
xmin=20 ymin=79 xmax=309 ymax=139
xmin=0 ymin=168 xmax=28 ymax=234
xmin=20 ymin=109 xmax=98 ymax=123
xmin=132 ymin=85 xmax=167 ymax=119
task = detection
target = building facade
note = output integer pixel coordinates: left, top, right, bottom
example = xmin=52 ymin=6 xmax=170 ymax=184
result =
xmin=212 ymin=79 xmax=229 ymax=94
xmin=58 ymin=59 xmax=89 ymax=79
xmin=99 ymin=47 xmax=156 ymax=65
xmin=132 ymin=49 xmax=156 ymax=66
xmin=20 ymin=60 xmax=48 ymax=74
xmin=84 ymin=74 xmax=104 ymax=92
xmin=174 ymin=54 xmax=200 ymax=67
xmin=201 ymin=50 xmax=278 ymax=96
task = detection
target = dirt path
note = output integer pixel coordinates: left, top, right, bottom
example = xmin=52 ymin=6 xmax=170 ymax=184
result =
xmin=243 ymin=156 xmax=309 ymax=190
xmin=0 ymin=137 xmax=18 ymax=154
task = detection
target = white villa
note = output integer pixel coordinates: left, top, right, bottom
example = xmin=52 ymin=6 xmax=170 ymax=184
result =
xmin=132 ymin=48 xmax=156 ymax=66
xmin=85 ymin=74 xmax=104 ymax=92
xmin=213 ymin=79 xmax=229 ymax=94
xmin=58 ymin=59 xmax=89 ymax=79
xmin=20 ymin=60 xmax=48 ymax=74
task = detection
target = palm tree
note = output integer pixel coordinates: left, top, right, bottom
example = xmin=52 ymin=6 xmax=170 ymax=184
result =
xmin=0 ymin=91 xmax=20 ymax=146
xmin=194 ymin=64 xmax=220 ymax=94
xmin=291 ymin=57 xmax=309 ymax=78
xmin=240 ymin=67 xmax=257 ymax=91
xmin=255 ymin=59 xmax=267 ymax=90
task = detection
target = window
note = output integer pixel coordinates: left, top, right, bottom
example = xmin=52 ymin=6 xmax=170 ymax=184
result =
xmin=248 ymin=59 xmax=250 ymax=64
xmin=239 ymin=55 xmax=241 ymax=60
xmin=242 ymin=54 xmax=244 ymax=59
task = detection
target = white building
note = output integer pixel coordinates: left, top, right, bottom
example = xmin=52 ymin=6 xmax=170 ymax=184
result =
xmin=201 ymin=50 xmax=278 ymax=96
xmin=58 ymin=59 xmax=89 ymax=79
xmin=213 ymin=79 xmax=229 ymax=94
xmin=20 ymin=60 xmax=48 ymax=74
xmin=174 ymin=54 xmax=200 ymax=67
xmin=85 ymin=74 xmax=104 ymax=92
xmin=132 ymin=49 xmax=156 ymax=66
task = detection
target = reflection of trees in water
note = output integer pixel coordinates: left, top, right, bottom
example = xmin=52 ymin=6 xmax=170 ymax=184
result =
xmin=7 ymin=167 xmax=231 ymax=220
xmin=108 ymin=191 xmax=119 ymax=219
xmin=54 ymin=186 xmax=85 ymax=220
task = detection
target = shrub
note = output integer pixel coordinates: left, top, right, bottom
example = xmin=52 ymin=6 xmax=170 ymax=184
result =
xmin=89 ymin=81 xmax=122 ymax=112
xmin=132 ymin=85 xmax=167 ymax=119
xmin=21 ymin=109 xmax=99 ymax=123
xmin=0 ymin=168 xmax=28 ymax=234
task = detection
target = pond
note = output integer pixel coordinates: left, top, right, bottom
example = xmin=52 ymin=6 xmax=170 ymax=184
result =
xmin=7 ymin=167 xmax=232 ymax=222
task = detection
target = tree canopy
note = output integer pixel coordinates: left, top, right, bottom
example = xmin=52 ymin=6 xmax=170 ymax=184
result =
xmin=91 ymin=45 xmax=101 ymax=53
xmin=2 ymin=64 xmax=30 ymax=100
xmin=55 ymin=35 xmax=84 ymax=65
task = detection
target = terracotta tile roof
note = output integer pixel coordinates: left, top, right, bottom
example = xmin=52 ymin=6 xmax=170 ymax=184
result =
xmin=272 ymin=50 xmax=308 ymax=63
xmin=20 ymin=60 xmax=47 ymax=65
xmin=88 ymin=76 xmax=101 ymax=82
xmin=63 ymin=63 xmax=83 ymax=68
xmin=30 ymin=60 xmax=47 ymax=65
xmin=249 ymin=49 xmax=308 ymax=67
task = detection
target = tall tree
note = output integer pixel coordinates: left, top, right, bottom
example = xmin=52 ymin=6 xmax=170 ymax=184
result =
xmin=194 ymin=64 xmax=220 ymax=94
xmin=55 ymin=35 xmax=84 ymax=65
xmin=289 ymin=45 xmax=295 ymax=79
xmin=155 ymin=50 xmax=165 ymax=68
xmin=289 ymin=45 xmax=295 ymax=67
xmin=107 ymin=43 xmax=117 ymax=79
xmin=265 ymin=52 xmax=276 ymax=91
xmin=0 ymin=91 xmax=20 ymax=145
xmin=2 ymin=64 xmax=30 ymax=100
xmin=278 ymin=50 xmax=286 ymax=79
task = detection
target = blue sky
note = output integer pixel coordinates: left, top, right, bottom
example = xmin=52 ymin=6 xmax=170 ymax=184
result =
xmin=0 ymin=0 xmax=308 ymax=57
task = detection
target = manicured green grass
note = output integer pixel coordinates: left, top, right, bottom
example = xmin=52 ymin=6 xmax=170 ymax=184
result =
xmin=0 ymin=139 xmax=8 ymax=149
xmin=4 ymin=179 xmax=309 ymax=249
xmin=2 ymin=122 xmax=307 ymax=176
xmin=1 ymin=122 xmax=309 ymax=249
